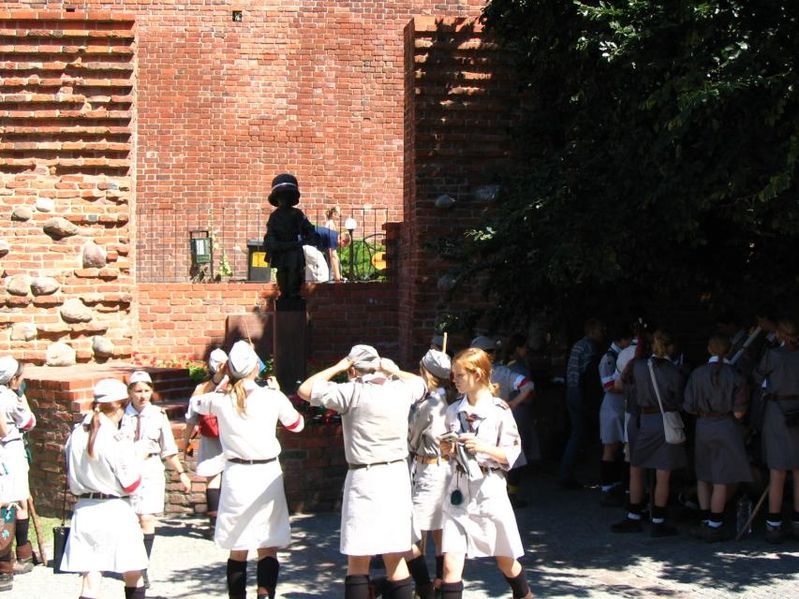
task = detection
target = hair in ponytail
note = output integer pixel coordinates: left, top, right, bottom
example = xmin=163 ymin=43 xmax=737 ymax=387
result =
xmin=85 ymin=400 xmax=125 ymax=459
xmin=651 ymin=329 xmax=674 ymax=359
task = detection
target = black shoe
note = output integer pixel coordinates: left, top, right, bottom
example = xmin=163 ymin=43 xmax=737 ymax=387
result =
xmin=698 ymin=523 xmax=732 ymax=543
xmin=650 ymin=522 xmax=679 ymax=538
xmin=765 ymin=522 xmax=785 ymax=544
xmin=688 ymin=522 xmax=708 ymax=539
xmin=611 ymin=517 xmax=643 ymax=533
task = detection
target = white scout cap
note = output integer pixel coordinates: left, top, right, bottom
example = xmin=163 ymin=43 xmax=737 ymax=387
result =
xmin=421 ymin=349 xmax=451 ymax=380
xmin=228 ymin=340 xmax=258 ymax=379
xmin=128 ymin=370 xmax=153 ymax=386
xmin=94 ymin=378 xmax=129 ymax=403
xmin=0 ymin=356 xmax=19 ymax=385
xmin=347 ymin=344 xmax=381 ymax=372
xmin=208 ymin=348 xmax=228 ymax=374
xmin=470 ymin=335 xmax=496 ymax=351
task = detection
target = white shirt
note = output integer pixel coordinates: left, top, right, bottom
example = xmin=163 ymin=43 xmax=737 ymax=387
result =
xmin=0 ymin=386 xmax=35 ymax=444
xmin=192 ymin=381 xmax=304 ymax=461
xmin=120 ymin=402 xmax=178 ymax=459
xmin=65 ymin=413 xmax=142 ymax=497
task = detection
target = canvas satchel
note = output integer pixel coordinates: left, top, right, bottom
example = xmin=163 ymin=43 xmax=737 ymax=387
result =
xmin=647 ymin=359 xmax=686 ymax=445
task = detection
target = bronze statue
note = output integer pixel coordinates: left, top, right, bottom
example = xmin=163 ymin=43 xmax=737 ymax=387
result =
xmin=264 ymin=173 xmax=316 ymax=303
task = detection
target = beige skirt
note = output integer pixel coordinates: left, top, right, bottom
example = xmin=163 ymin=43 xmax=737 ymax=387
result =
xmin=61 ymin=497 xmax=148 ymax=573
xmin=340 ymin=460 xmax=413 ymax=556
xmin=441 ymin=469 xmax=523 ymax=559
xmin=130 ymin=455 xmax=166 ymax=515
xmin=215 ymin=459 xmax=291 ymax=551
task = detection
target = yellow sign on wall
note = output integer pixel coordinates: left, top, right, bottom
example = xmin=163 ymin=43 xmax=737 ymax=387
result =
xmin=251 ymin=251 xmax=269 ymax=268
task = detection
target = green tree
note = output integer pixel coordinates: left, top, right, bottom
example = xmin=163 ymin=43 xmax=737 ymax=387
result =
xmin=459 ymin=0 xmax=799 ymax=324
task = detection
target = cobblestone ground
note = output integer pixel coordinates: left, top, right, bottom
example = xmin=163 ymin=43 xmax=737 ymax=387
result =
xmin=14 ymin=470 xmax=799 ymax=598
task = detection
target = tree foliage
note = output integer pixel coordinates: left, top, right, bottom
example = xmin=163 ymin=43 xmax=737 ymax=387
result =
xmin=460 ymin=0 xmax=799 ymax=324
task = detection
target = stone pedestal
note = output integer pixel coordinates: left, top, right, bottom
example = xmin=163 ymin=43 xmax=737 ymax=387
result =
xmin=273 ymin=304 xmax=308 ymax=393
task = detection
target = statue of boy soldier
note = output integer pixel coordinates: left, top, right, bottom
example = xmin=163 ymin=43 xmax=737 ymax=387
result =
xmin=264 ymin=173 xmax=317 ymax=307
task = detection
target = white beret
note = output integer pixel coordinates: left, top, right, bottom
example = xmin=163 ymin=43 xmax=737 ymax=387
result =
xmin=128 ymin=370 xmax=153 ymax=386
xmin=0 ymin=356 xmax=20 ymax=385
xmin=228 ymin=340 xmax=258 ymax=379
xmin=208 ymin=348 xmax=228 ymax=373
xmin=94 ymin=378 xmax=129 ymax=403
xmin=347 ymin=344 xmax=381 ymax=372
xmin=421 ymin=349 xmax=451 ymax=380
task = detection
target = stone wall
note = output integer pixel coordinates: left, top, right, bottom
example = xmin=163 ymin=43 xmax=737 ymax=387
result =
xmin=0 ymin=13 xmax=136 ymax=364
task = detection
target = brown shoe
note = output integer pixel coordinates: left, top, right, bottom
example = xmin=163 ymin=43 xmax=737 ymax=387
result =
xmin=12 ymin=559 xmax=33 ymax=575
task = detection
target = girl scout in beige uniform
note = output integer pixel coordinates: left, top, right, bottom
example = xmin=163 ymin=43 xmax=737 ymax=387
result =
xmin=683 ymin=333 xmax=751 ymax=541
xmin=0 ymin=356 xmax=36 ymax=576
xmin=120 ymin=371 xmax=191 ymax=587
xmin=183 ymin=348 xmax=228 ymax=535
xmin=753 ymin=318 xmax=799 ymax=543
xmin=298 ymin=344 xmax=426 ymax=599
xmin=404 ymin=349 xmax=454 ymax=597
xmin=191 ymin=341 xmax=304 ymax=599
xmin=61 ymin=378 xmax=148 ymax=599
xmin=438 ymin=347 xmax=532 ymax=599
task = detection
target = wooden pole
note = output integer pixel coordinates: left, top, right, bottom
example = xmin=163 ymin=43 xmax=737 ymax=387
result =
xmin=736 ymin=486 xmax=769 ymax=541
xmin=442 ymin=332 xmax=448 ymax=355
xmin=27 ymin=496 xmax=47 ymax=566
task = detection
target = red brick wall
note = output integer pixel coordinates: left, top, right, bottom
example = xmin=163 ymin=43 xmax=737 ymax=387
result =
xmin=399 ymin=16 xmax=522 ymax=361
xmin=135 ymin=280 xmax=399 ymax=366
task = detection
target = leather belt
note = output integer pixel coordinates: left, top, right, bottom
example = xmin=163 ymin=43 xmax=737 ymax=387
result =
xmin=698 ymin=412 xmax=730 ymax=418
xmin=415 ymin=454 xmax=448 ymax=465
xmin=348 ymin=458 xmax=405 ymax=470
xmin=456 ymin=463 xmax=503 ymax=476
xmin=228 ymin=457 xmax=277 ymax=465
xmin=79 ymin=492 xmax=122 ymax=500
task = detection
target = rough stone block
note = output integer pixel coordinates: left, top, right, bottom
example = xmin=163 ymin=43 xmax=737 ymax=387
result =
xmin=10 ymin=322 xmax=36 ymax=341
xmin=43 ymin=217 xmax=79 ymax=238
xmin=30 ymin=276 xmax=60 ymax=295
xmin=81 ymin=241 xmax=107 ymax=268
xmin=11 ymin=206 xmax=32 ymax=221
xmin=46 ymin=341 xmax=76 ymax=366
xmin=60 ymin=298 xmax=93 ymax=323
xmin=5 ymin=274 xmax=32 ymax=296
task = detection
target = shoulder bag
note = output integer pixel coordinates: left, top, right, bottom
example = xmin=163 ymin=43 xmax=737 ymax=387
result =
xmin=648 ymin=359 xmax=686 ymax=445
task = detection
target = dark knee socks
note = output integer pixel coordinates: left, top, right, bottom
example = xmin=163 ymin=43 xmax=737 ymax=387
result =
xmin=384 ymin=577 xmax=413 ymax=599
xmin=257 ymin=556 xmax=279 ymax=597
xmin=227 ymin=558 xmax=247 ymax=599
xmin=124 ymin=587 xmax=146 ymax=599
xmin=407 ymin=555 xmax=431 ymax=586
xmin=505 ymin=571 xmax=531 ymax=598
xmin=207 ymin=488 xmax=221 ymax=525
xmin=345 ymin=574 xmax=371 ymax=599
xmin=15 ymin=517 xmax=29 ymax=546
xmin=439 ymin=581 xmax=464 ymax=599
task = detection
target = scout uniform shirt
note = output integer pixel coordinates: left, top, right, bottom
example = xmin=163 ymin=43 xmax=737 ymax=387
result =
xmin=753 ymin=344 xmax=799 ymax=470
xmin=61 ymin=414 xmax=147 ymax=574
xmin=0 ymin=386 xmax=35 ymax=503
xmin=120 ymin=401 xmax=179 ymax=515
xmin=409 ymin=387 xmax=448 ymax=459
xmin=190 ymin=381 xmax=304 ymax=550
xmin=683 ymin=357 xmax=751 ymax=484
xmin=310 ymin=372 xmax=426 ymax=556
xmin=441 ymin=395 xmax=524 ymax=559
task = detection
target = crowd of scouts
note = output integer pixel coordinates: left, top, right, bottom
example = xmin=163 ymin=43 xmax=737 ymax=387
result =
xmin=560 ymin=313 xmax=799 ymax=545
xmin=0 ymin=309 xmax=797 ymax=598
